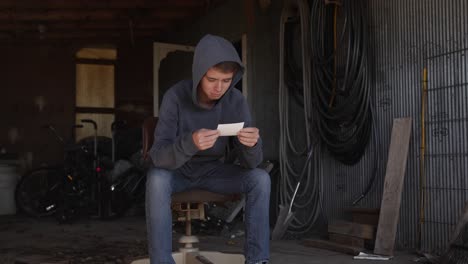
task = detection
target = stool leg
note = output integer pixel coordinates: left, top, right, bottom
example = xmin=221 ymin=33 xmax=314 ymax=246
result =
xmin=179 ymin=202 xmax=199 ymax=252
xmin=186 ymin=202 xmax=191 ymax=236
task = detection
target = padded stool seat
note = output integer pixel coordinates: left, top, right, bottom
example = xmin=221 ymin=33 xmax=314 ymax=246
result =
xmin=173 ymin=189 xmax=238 ymax=203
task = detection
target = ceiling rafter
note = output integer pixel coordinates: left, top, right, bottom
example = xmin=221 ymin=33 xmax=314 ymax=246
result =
xmin=0 ymin=0 xmax=227 ymax=41
xmin=0 ymin=9 xmax=193 ymax=21
xmin=0 ymin=0 xmax=205 ymax=9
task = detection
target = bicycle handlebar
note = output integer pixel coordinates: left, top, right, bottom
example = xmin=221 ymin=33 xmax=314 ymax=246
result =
xmin=43 ymin=124 xmax=91 ymax=156
xmin=81 ymin=119 xmax=97 ymax=130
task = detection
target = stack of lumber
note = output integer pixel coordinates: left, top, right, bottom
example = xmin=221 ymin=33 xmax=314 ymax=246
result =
xmin=303 ymin=209 xmax=379 ymax=256
xmin=303 ymin=118 xmax=413 ymax=257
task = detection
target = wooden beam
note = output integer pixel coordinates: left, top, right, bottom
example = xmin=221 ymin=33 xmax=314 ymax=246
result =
xmin=44 ymin=30 xmax=162 ymax=38
xmin=0 ymin=9 xmax=190 ymax=21
xmin=76 ymin=59 xmax=116 ymax=65
xmin=374 ymin=117 xmax=412 ymax=256
xmin=0 ymin=35 xmax=159 ymax=44
xmin=75 ymin=107 xmax=115 ymax=114
xmin=0 ymin=29 xmax=162 ymax=40
xmin=0 ymin=0 xmax=206 ymax=9
xmin=0 ymin=20 xmax=172 ymax=31
xmin=7 ymin=28 xmax=164 ymax=36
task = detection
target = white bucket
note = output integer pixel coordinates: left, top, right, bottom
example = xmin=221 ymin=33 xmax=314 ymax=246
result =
xmin=0 ymin=164 xmax=18 ymax=215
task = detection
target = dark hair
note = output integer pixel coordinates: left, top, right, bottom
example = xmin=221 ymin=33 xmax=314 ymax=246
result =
xmin=213 ymin=61 xmax=240 ymax=74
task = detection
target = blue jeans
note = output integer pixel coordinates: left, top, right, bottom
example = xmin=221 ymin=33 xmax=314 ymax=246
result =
xmin=146 ymin=162 xmax=271 ymax=264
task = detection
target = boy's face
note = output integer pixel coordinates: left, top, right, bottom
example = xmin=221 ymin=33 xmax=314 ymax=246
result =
xmin=198 ymin=67 xmax=234 ymax=106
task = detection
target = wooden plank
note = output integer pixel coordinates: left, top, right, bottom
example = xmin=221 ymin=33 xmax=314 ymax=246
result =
xmin=328 ymin=220 xmax=375 ymax=240
xmin=345 ymin=208 xmax=381 ymax=226
xmin=329 ymin=233 xmax=365 ymax=248
xmin=0 ymin=0 xmax=205 ymax=9
xmin=346 ymin=208 xmax=380 ymax=214
xmin=0 ymin=21 xmax=171 ymax=31
xmin=0 ymin=9 xmax=188 ymax=21
xmin=302 ymin=239 xmax=362 ymax=256
xmin=374 ymin=118 xmax=412 ymax=256
xmin=352 ymin=214 xmax=380 ymax=226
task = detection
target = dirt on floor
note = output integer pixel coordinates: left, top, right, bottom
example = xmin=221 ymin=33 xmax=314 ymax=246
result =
xmin=0 ymin=214 xmax=248 ymax=264
xmin=0 ymin=215 xmax=150 ymax=263
xmin=0 ymin=214 xmax=420 ymax=264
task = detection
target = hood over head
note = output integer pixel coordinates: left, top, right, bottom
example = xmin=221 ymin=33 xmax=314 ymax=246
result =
xmin=192 ymin=34 xmax=244 ymax=107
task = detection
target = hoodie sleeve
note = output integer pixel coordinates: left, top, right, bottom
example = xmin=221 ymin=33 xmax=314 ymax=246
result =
xmin=233 ymin=98 xmax=263 ymax=169
xmin=149 ymin=90 xmax=199 ymax=170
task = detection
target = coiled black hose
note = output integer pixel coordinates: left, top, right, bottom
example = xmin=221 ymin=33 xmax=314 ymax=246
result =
xmin=279 ymin=0 xmax=322 ymax=236
xmin=310 ymin=0 xmax=372 ymax=165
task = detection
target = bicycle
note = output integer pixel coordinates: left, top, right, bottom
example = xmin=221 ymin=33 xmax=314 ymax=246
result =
xmin=15 ymin=119 xmax=109 ymax=222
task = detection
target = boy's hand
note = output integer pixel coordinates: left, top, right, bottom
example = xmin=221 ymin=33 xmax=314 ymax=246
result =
xmin=192 ymin=129 xmax=220 ymax=150
xmin=237 ymin=127 xmax=260 ymax=147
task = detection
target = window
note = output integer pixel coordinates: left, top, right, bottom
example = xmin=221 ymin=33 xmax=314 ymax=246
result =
xmin=75 ymin=47 xmax=117 ymax=141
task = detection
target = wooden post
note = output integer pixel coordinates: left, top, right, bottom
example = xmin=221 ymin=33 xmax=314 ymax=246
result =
xmin=186 ymin=202 xmax=192 ymax=236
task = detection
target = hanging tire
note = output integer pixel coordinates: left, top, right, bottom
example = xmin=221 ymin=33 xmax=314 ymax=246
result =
xmin=15 ymin=167 xmax=62 ymax=217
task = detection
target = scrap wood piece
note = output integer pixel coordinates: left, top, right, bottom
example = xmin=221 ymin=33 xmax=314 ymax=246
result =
xmin=345 ymin=208 xmax=380 ymax=226
xmin=374 ymin=118 xmax=413 ymax=256
xmin=328 ymin=220 xmax=375 ymax=240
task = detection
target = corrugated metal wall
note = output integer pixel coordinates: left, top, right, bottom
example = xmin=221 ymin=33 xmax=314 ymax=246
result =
xmin=320 ymin=0 xmax=468 ymax=252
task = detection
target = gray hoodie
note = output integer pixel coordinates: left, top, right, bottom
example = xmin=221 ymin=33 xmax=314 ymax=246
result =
xmin=149 ymin=34 xmax=263 ymax=177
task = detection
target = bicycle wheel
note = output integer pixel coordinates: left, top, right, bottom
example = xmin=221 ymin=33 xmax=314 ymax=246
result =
xmin=110 ymin=167 xmax=144 ymax=216
xmin=15 ymin=167 xmax=62 ymax=217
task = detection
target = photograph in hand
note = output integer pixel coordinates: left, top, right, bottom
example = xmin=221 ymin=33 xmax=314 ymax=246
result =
xmin=216 ymin=122 xmax=245 ymax=136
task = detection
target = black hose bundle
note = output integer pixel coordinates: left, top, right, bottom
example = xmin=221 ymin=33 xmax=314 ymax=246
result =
xmin=309 ymin=0 xmax=372 ymax=165
xmin=285 ymin=19 xmax=305 ymax=107
xmin=279 ymin=0 xmax=323 ymax=236
xmin=277 ymin=0 xmax=377 ymax=236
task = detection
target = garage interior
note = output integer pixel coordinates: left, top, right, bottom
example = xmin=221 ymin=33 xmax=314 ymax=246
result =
xmin=0 ymin=0 xmax=467 ymax=263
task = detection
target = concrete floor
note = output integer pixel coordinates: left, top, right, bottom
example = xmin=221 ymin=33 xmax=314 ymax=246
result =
xmin=0 ymin=215 xmax=416 ymax=264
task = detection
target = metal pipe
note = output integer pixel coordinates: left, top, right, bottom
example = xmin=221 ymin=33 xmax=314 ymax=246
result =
xmin=419 ymin=67 xmax=428 ymax=249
